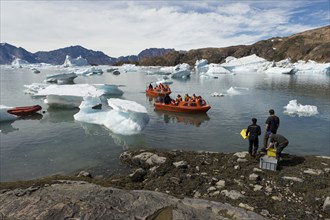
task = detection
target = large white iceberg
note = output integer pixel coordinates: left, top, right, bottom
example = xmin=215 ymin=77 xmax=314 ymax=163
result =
xmin=221 ymin=54 xmax=267 ymax=72
xmin=63 ymin=55 xmax=89 ymax=67
xmin=0 ymin=105 xmax=17 ymax=122
xmin=283 ymin=100 xmax=318 ymax=117
xmin=293 ymin=60 xmax=330 ymax=75
xmin=171 ymin=63 xmax=191 ymax=78
xmin=24 ymin=83 xmax=124 ymax=108
xmin=74 ymin=97 xmax=149 ymax=135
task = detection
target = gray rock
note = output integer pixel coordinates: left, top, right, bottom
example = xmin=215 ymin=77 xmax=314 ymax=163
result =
xmin=132 ymin=152 xmax=166 ymax=167
xmin=221 ymin=190 xmax=245 ymax=200
xmin=173 ymin=161 xmax=188 ymax=168
xmin=323 ymin=196 xmax=330 ymax=214
xmin=234 ymin=152 xmax=249 ymax=158
xmin=249 ymin=173 xmax=260 ymax=181
xmin=282 ymin=176 xmax=304 ymax=183
xmin=129 ymin=168 xmax=147 ymax=182
xmin=215 ymin=180 xmax=226 ymax=189
xmin=0 ymin=182 xmax=268 ymax=220
xmin=303 ymin=168 xmax=323 ymax=175
xmin=77 ymin=171 xmax=92 ymax=178
xmin=237 ymin=158 xmax=248 ymax=163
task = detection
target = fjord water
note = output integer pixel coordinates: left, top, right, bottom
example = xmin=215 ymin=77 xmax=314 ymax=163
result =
xmin=1 ymin=66 xmax=329 ymax=181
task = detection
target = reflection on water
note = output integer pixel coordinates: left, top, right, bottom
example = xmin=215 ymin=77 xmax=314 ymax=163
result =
xmin=40 ymin=107 xmax=79 ymax=123
xmin=0 ymin=121 xmax=19 ymax=134
xmin=78 ymin=121 xmax=147 ymax=150
xmin=110 ymin=133 xmax=147 ymax=150
xmin=17 ymin=113 xmax=43 ymax=121
xmin=155 ymin=111 xmax=210 ymax=127
xmin=0 ymin=113 xmax=43 ymax=134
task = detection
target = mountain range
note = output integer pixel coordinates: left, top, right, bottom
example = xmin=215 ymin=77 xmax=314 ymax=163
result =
xmin=0 ymin=25 xmax=329 ymax=66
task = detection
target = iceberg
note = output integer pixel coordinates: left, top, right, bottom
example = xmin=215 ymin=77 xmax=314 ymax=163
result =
xmin=45 ymin=72 xmax=77 ymax=84
xmin=283 ymin=100 xmax=318 ymax=117
xmin=155 ymin=77 xmax=173 ymax=85
xmin=11 ymin=58 xmax=30 ymax=68
xmin=226 ymin=87 xmax=249 ymax=95
xmin=63 ymin=55 xmax=89 ymax=67
xmin=258 ymin=58 xmax=329 ymax=75
xmin=24 ymin=83 xmax=124 ymax=108
xmin=221 ymin=54 xmax=267 ymax=72
xmin=75 ymin=67 xmax=103 ymax=76
xmin=202 ymin=64 xmax=232 ymax=77
xmin=0 ymin=105 xmax=17 ymax=122
xmin=264 ymin=67 xmax=295 ymax=74
xmin=120 ymin=64 xmax=139 ymax=72
xmin=293 ymin=60 xmax=330 ymax=75
xmin=171 ymin=63 xmax=191 ymax=78
xmin=74 ymin=97 xmax=149 ymax=135
xmin=195 ymin=59 xmax=209 ymax=74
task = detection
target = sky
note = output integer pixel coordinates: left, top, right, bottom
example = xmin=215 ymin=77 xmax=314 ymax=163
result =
xmin=1 ymin=0 xmax=329 ymax=57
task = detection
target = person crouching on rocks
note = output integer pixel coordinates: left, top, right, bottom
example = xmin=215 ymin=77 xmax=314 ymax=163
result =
xmin=267 ymin=133 xmax=289 ymax=161
xmin=246 ymin=118 xmax=261 ymax=156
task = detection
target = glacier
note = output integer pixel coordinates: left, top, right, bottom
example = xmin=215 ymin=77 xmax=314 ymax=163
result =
xmin=74 ymin=97 xmax=149 ymax=135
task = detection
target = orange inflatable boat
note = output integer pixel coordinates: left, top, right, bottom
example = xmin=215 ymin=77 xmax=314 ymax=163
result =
xmin=146 ymin=87 xmax=171 ymax=97
xmin=154 ymin=101 xmax=210 ymax=113
xmin=7 ymin=105 xmax=42 ymax=116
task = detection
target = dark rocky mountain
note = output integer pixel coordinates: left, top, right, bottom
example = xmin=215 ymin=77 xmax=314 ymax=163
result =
xmin=0 ymin=43 xmax=38 ymax=64
xmin=34 ymin=45 xmax=115 ymax=65
xmin=138 ymin=25 xmax=330 ymax=66
xmin=0 ymin=44 xmax=175 ymax=65
xmin=116 ymin=48 xmax=175 ymax=64
xmin=1 ymin=25 xmax=329 ymax=65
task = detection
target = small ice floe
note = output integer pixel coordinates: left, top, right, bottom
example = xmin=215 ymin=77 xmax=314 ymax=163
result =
xmin=0 ymin=105 xmax=17 ymax=122
xmin=155 ymin=76 xmax=173 ymax=85
xmin=74 ymin=97 xmax=149 ymax=135
xmin=45 ymin=72 xmax=77 ymax=84
xmin=75 ymin=67 xmax=103 ymax=76
xmin=31 ymin=68 xmax=41 ymax=74
xmin=226 ymin=87 xmax=248 ymax=95
xmin=211 ymin=92 xmax=224 ymax=97
xmin=283 ymin=100 xmax=318 ymax=117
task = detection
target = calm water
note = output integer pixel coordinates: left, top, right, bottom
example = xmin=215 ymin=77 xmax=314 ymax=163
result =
xmin=1 ymin=66 xmax=329 ymax=181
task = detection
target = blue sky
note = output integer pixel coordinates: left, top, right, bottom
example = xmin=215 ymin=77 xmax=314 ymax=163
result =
xmin=1 ymin=1 xmax=329 ymax=57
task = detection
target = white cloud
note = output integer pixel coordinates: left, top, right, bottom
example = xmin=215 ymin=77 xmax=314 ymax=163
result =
xmin=0 ymin=1 xmax=328 ymax=57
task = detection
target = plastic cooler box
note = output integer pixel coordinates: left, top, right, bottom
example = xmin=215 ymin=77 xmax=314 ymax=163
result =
xmin=259 ymin=155 xmax=278 ymax=171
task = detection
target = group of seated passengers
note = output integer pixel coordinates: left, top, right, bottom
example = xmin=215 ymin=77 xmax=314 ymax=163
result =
xmin=148 ymin=83 xmax=170 ymax=92
xmin=184 ymin=94 xmax=206 ymax=105
xmin=163 ymin=93 xmax=206 ymax=106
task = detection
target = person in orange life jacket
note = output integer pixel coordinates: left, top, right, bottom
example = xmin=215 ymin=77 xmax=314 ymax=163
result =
xmin=261 ymin=109 xmax=280 ymax=152
xmin=246 ymin=118 xmax=262 ymax=156
xmin=267 ymin=133 xmax=289 ymax=160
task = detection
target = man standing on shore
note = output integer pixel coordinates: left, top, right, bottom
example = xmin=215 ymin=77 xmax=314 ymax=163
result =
xmin=261 ymin=109 xmax=280 ymax=152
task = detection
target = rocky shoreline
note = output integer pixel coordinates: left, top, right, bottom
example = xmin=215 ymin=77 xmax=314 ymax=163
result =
xmin=1 ymin=150 xmax=330 ymax=219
